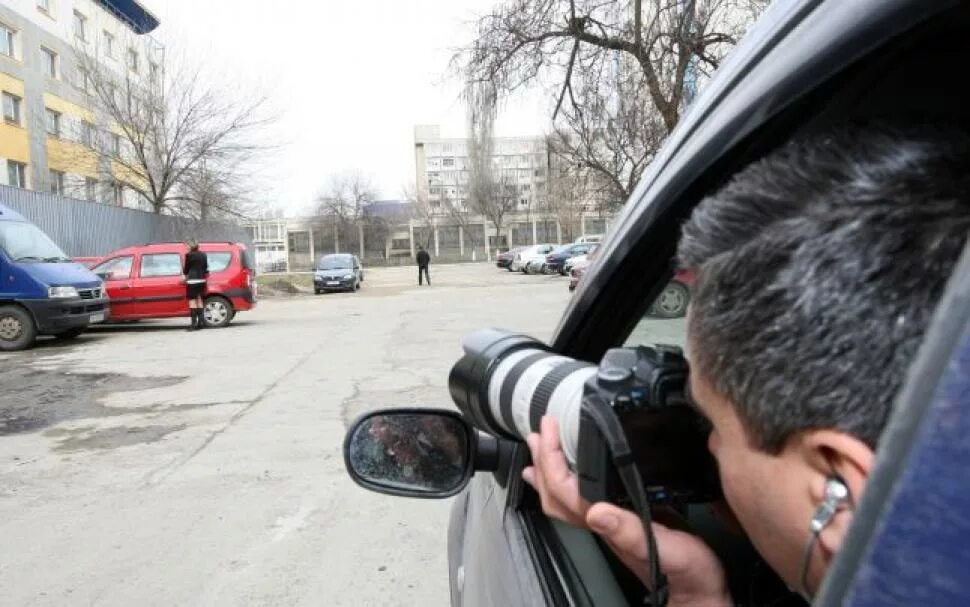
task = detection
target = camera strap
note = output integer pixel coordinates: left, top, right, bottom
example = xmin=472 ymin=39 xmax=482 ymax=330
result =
xmin=583 ymin=393 xmax=669 ymax=607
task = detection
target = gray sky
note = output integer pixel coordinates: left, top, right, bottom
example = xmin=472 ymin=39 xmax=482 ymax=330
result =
xmin=149 ymin=0 xmax=549 ymax=214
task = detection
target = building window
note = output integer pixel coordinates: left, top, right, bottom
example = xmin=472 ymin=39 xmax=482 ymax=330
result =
xmin=77 ymin=66 xmax=92 ymax=94
xmin=7 ymin=160 xmax=26 ymax=188
xmin=127 ymin=48 xmax=138 ymax=73
xmin=45 ymin=108 xmax=61 ymax=137
xmin=0 ymin=22 xmax=15 ymax=59
xmin=41 ymin=47 xmax=58 ymax=78
xmin=49 ymin=169 xmax=64 ymax=195
xmin=111 ymin=133 xmax=121 ymax=157
xmin=80 ymin=120 xmax=94 ymax=146
xmin=442 ymin=158 xmax=455 ymax=167
xmin=84 ymin=177 xmax=97 ymax=201
xmin=149 ymin=62 xmax=159 ymax=83
xmin=103 ymin=31 xmax=115 ymax=57
xmin=111 ymin=181 xmax=124 ymax=206
xmin=73 ymin=10 xmax=87 ymax=41
xmin=36 ymin=0 xmax=51 ymax=13
xmin=2 ymin=92 xmax=21 ymax=125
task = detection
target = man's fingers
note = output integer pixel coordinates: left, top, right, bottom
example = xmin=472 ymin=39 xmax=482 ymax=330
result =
xmin=538 ymin=416 xmax=573 ymax=486
xmin=587 ymin=503 xmax=650 ymax=562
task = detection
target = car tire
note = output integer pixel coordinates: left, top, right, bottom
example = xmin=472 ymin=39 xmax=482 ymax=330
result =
xmin=314 ymin=288 xmax=322 ymax=295
xmin=648 ymin=281 xmax=690 ymax=318
xmin=54 ymin=328 xmax=85 ymax=340
xmin=0 ymin=305 xmax=37 ymax=351
xmin=203 ymin=296 xmax=234 ymax=328
xmin=355 ymin=280 xmax=361 ymax=291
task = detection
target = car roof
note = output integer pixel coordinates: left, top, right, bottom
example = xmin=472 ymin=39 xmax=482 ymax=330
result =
xmin=0 ymin=204 xmax=27 ymax=223
xmin=104 ymin=242 xmax=243 ymax=257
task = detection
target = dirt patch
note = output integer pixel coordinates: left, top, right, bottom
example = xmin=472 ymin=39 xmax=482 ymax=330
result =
xmin=0 ymin=366 xmax=183 ymax=437
xmin=45 ymin=424 xmax=188 ymax=452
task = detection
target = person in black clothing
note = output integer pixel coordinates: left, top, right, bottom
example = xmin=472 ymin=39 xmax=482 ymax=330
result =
xmin=183 ymin=241 xmax=208 ymax=331
xmin=416 ymin=245 xmax=431 ymax=286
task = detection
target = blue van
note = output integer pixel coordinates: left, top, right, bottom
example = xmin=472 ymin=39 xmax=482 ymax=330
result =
xmin=0 ymin=203 xmax=109 ymax=351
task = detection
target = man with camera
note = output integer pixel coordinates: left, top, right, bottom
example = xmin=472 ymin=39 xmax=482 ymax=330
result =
xmin=521 ymin=126 xmax=970 ymax=604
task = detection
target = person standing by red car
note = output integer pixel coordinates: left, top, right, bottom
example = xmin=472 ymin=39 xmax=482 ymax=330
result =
xmin=183 ymin=240 xmax=208 ymax=331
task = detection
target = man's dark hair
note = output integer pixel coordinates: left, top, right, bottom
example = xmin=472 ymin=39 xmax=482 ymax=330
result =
xmin=680 ymin=126 xmax=970 ymax=452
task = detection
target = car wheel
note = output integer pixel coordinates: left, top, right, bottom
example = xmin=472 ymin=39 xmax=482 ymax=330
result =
xmin=0 ymin=305 xmax=37 ymax=351
xmin=54 ymin=328 xmax=85 ymax=340
xmin=314 ymin=288 xmax=322 ymax=295
xmin=355 ymin=280 xmax=361 ymax=291
xmin=203 ymin=296 xmax=234 ymax=328
xmin=649 ymin=281 xmax=690 ymax=318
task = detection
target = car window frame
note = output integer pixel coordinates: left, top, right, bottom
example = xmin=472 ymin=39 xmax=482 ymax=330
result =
xmin=138 ymin=252 xmax=183 ymax=278
xmin=92 ymin=255 xmax=134 ymax=281
xmin=500 ymin=2 xmax=961 ymax=604
xmin=204 ymin=251 xmax=233 ymax=273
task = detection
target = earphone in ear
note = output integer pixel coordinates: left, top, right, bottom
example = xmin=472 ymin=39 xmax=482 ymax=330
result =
xmin=810 ymin=476 xmax=851 ymax=533
xmin=799 ymin=476 xmax=852 ymax=599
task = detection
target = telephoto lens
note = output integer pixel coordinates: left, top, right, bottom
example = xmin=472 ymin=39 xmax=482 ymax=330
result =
xmin=448 ymin=328 xmax=596 ymax=464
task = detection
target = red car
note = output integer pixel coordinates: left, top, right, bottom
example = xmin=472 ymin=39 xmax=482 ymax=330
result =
xmin=91 ymin=242 xmax=257 ymax=327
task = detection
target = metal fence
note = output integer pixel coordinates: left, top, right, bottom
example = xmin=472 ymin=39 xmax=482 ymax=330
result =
xmin=0 ymin=185 xmax=253 ymax=258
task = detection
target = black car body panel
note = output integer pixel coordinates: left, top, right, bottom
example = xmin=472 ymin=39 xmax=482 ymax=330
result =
xmin=448 ymin=1 xmax=968 ymax=605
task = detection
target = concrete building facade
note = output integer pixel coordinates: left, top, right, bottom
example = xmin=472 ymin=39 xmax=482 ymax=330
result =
xmin=414 ymin=124 xmax=549 ymax=214
xmin=0 ymin=0 xmax=160 ymax=209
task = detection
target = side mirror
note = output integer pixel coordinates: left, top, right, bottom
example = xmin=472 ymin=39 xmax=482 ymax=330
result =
xmin=343 ymin=408 xmax=498 ymax=498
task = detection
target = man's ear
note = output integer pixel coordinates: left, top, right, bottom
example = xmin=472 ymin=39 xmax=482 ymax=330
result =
xmin=800 ymin=430 xmax=875 ymax=557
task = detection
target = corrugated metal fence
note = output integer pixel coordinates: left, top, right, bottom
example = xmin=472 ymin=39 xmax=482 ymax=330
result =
xmin=0 ymin=185 xmax=253 ymax=258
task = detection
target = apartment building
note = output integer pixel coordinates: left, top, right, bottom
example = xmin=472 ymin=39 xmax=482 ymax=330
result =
xmin=0 ymin=0 xmax=160 ymax=208
xmin=414 ymin=124 xmax=549 ymax=214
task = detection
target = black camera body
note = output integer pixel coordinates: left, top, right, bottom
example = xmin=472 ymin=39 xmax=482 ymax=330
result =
xmin=576 ymin=345 xmax=721 ymax=505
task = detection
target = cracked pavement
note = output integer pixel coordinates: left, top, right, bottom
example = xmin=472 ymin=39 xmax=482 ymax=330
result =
xmin=0 ymin=263 xmax=571 ymax=606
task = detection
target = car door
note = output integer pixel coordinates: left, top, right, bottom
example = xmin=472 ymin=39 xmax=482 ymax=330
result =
xmin=91 ymin=255 xmax=136 ymax=319
xmin=129 ymin=251 xmax=188 ymax=318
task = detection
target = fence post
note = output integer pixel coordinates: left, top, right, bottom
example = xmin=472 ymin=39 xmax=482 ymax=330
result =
xmin=556 ymin=221 xmax=562 ymax=244
xmin=359 ymin=223 xmax=365 ymax=259
xmin=459 ymin=226 xmax=464 ymax=257
xmin=433 ymin=221 xmax=440 ymax=257
xmin=308 ymin=227 xmax=315 ymax=266
xmin=532 ymin=219 xmax=538 ymax=244
xmin=580 ymin=214 xmax=586 ymax=237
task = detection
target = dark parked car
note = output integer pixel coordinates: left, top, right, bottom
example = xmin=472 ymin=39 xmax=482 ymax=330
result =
xmin=346 ymin=2 xmax=970 ymax=605
xmin=314 ymin=254 xmax=363 ymax=293
xmin=495 ymin=247 xmax=524 ymax=269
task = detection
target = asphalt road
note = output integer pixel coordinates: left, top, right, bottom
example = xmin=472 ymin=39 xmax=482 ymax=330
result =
xmin=0 ymin=263 xmax=684 ymax=606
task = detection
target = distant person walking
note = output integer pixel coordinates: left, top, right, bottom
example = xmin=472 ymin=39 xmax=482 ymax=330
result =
xmin=183 ymin=241 xmax=208 ymax=331
xmin=416 ymin=245 xmax=431 ymax=286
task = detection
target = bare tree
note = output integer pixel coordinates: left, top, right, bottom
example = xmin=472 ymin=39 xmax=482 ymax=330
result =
xmin=544 ymin=152 xmax=595 ymax=241
xmin=403 ymin=182 xmax=436 ymax=249
xmin=466 ymin=81 xmax=518 ymax=249
xmin=457 ymin=0 xmax=767 ymax=208
xmin=72 ymin=37 xmax=272 ymax=215
xmin=315 ymin=171 xmax=379 ymax=253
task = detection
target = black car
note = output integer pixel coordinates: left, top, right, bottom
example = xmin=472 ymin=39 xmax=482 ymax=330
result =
xmin=345 ymin=2 xmax=970 ymax=605
xmin=314 ymin=254 xmax=364 ymax=293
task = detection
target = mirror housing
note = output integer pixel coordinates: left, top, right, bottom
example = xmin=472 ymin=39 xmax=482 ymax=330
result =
xmin=343 ymin=408 xmax=498 ymax=499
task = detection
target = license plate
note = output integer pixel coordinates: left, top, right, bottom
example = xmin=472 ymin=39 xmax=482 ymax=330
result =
xmin=90 ymin=313 xmax=105 ymax=324
xmin=327 ymin=281 xmax=339 ymax=286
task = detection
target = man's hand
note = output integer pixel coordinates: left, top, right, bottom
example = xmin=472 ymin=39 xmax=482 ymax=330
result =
xmin=523 ymin=416 xmax=731 ymax=607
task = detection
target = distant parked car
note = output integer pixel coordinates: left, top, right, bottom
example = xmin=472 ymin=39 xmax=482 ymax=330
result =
xmin=529 ymin=243 xmax=595 ymax=275
xmin=92 ymin=241 xmax=257 ymax=328
xmin=574 ymin=234 xmax=604 ymax=244
xmin=509 ymin=244 xmax=555 ymax=273
xmin=495 ymin=247 xmax=525 ymax=269
xmin=314 ymin=254 xmax=363 ymax=293
xmin=563 ymin=244 xmax=600 ymax=276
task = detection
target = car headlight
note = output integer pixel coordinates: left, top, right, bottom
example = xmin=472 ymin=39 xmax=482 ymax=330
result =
xmin=343 ymin=273 xmax=354 ymax=279
xmin=48 ymin=286 xmax=79 ymax=299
